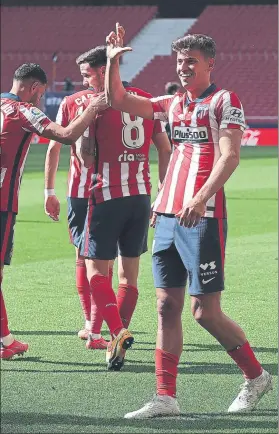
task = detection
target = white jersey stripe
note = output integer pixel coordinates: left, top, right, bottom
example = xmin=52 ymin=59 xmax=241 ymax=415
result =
xmin=102 ymin=163 xmax=111 ymax=201
xmin=78 ymin=166 xmax=88 ymax=198
xmin=165 ymin=145 xmax=184 ymax=213
xmin=136 ymin=162 xmax=147 ymax=194
xmin=68 ymin=156 xmax=75 ymax=196
xmin=121 ymin=163 xmax=130 ymax=196
xmin=154 ymin=152 xmax=175 ymax=209
xmin=182 ymin=144 xmax=201 ymax=207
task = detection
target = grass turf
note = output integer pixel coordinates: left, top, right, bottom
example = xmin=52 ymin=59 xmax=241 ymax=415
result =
xmin=1 ymin=146 xmax=278 ymax=434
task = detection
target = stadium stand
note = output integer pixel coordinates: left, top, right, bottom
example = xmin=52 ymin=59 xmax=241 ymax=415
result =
xmin=1 ymin=5 xmax=157 ymax=90
xmin=132 ymin=5 xmax=278 ymax=121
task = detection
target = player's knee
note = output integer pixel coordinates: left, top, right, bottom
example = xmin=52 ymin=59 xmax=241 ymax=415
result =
xmin=157 ymin=294 xmax=182 ymax=319
xmin=191 ymin=304 xmax=215 ymax=326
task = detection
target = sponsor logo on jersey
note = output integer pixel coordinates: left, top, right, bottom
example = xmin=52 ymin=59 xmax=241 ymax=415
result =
xmin=196 ymin=104 xmax=209 ymax=119
xmin=118 ymin=151 xmax=146 ymax=162
xmin=224 ymin=107 xmax=245 ymax=125
xmin=173 ymin=126 xmax=208 ymax=143
xmin=1 ymin=103 xmax=14 ymax=115
xmin=30 ymin=106 xmax=47 ymax=121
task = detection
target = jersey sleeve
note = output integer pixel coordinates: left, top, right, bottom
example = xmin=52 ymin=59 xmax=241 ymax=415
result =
xmin=217 ymin=91 xmax=246 ymax=131
xmin=150 ymin=95 xmax=173 ymax=122
xmin=19 ymin=104 xmax=52 ymax=135
xmin=56 ymin=97 xmax=69 ymax=126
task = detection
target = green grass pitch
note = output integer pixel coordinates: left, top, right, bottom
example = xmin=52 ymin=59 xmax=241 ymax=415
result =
xmin=1 ymin=145 xmax=278 ymax=434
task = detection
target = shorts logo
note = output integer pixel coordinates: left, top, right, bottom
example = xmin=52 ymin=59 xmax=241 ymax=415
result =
xmin=173 ymin=126 xmax=208 ymax=143
xmin=200 ymin=261 xmax=216 ymax=271
xmin=200 ymin=261 xmax=218 ymax=281
xmin=202 ymin=277 xmax=215 ymax=284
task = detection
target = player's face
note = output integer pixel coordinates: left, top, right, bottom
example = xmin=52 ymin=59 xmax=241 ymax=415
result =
xmin=29 ymin=82 xmax=47 ymax=106
xmin=79 ymin=63 xmax=104 ymax=92
xmin=176 ymin=50 xmax=214 ymax=90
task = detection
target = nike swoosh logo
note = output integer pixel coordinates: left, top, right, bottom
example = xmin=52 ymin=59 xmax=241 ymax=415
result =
xmin=202 ymin=277 xmax=215 ymax=284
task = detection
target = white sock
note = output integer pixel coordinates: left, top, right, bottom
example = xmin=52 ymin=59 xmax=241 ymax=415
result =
xmin=89 ymin=333 xmax=101 ymax=340
xmin=85 ymin=320 xmax=91 ymax=330
xmin=1 ymin=333 xmax=14 ymax=347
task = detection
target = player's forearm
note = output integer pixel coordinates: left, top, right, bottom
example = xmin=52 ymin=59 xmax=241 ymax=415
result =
xmin=157 ymin=149 xmax=171 ymax=185
xmin=77 ymin=135 xmax=95 ymax=169
xmin=105 ymin=58 xmax=126 ymax=109
xmin=63 ymin=106 xmax=99 ymax=142
xmin=44 ymin=141 xmax=62 ymax=189
xmin=43 ymin=106 xmax=99 ymax=145
xmin=195 ymin=154 xmax=239 ymax=204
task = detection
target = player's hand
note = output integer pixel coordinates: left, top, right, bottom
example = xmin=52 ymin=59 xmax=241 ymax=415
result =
xmin=45 ymin=195 xmax=60 ymax=221
xmin=149 ymin=201 xmax=157 ymax=228
xmin=89 ymin=92 xmax=108 ymax=112
xmin=175 ymin=198 xmax=206 ymax=228
xmin=106 ymin=22 xmax=132 ymax=62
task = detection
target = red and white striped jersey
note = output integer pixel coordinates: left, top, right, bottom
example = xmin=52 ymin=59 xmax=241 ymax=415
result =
xmin=0 ymin=93 xmax=51 ymax=213
xmin=56 ymin=89 xmax=95 ymax=198
xmin=151 ymin=84 xmax=246 ymax=218
xmin=87 ymin=86 xmax=165 ymax=204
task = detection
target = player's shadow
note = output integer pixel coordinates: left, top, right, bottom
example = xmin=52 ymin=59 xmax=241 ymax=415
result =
xmin=2 ymin=358 xmax=278 ymax=377
xmin=16 ymin=220 xmax=51 ymax=224
xmin=1 ymin=410 xmax=277 ymax=433
xmin=12 ymin=330 xmax=148 ymax=336
xmin=183 ymin=343 xmax=278 ymax=354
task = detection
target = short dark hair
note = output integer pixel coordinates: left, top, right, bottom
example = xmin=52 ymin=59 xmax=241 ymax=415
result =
xmin=165 ymin=81 xmax=180 ymax=95
xmin=171 ymin=34 xmax=216 ymax=59
xmin=14 ymin=63 xmax=47 ymax=84
xmin=76 ymin=46 xmax=107 ymax=68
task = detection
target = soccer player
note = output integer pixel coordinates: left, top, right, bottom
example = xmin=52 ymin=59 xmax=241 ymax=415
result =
xmin=104 ymin=24 xmax=273 ymax=415
xmin=45 ymin=47 xmax=113 ymax=350
xmin=0 ymin=63 xmax=107 ymax=360
xmin=76 ymin=45 xmax=171 ymax=371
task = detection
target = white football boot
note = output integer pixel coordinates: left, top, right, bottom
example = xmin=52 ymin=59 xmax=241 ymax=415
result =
xmin=228 ymin=369 xmax=273 ymax=413
xmin=124 ymin=395 xmax=180 ymax=419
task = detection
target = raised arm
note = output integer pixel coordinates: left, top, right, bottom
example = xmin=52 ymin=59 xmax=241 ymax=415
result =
xmin=44 ymin=140 xmax=62 ymax=221
xmin=105 ymin=23 xmax=154 ymax=120
xmin=42 ymin=93 xmax=108 ymax=145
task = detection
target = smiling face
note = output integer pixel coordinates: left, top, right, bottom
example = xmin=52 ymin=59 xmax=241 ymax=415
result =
xmin=79 ymin=62 xmax=105 ymax=92
xmin=176 ymin=49 xmax=214 ymax=91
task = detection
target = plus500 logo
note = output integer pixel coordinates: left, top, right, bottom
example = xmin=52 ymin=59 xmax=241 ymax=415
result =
xmin=173 ymin=126 xmax=208 ymax=142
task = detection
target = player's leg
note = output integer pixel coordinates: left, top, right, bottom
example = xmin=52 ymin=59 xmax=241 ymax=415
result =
xmin=81 ymin=198 xmax=134 ymax=369
xmin=125 ymin=215 xmax=186 ymax=419
xmin=117 ymin=256 xmax=139 ymax=328
xmin=0 ymin=212 xmax=28 ymax=360
xmin=67 ymin=197 xmax=91 ymax=339
xmin=116 ymin=195 xmax=151 ymax=328
xmin=179 ymin=217 xmax=272 ymax=412
xmin=75 ymin=248 xmax=91 ymax=339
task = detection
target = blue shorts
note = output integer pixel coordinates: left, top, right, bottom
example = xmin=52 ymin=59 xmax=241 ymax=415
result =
xmin=0 ymin=212 xmax=16 ymax=266
xmin=67 ymin=197 xmax=88 ymax=249
xmin=80 ymin=195 xmax=150 ymax=260
xmin=152 ymin=215 xmax=227 ymax=295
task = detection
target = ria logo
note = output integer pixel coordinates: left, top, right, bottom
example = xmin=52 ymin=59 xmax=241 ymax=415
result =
xmin=118 ymin=151 xmax=146 ymax=162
